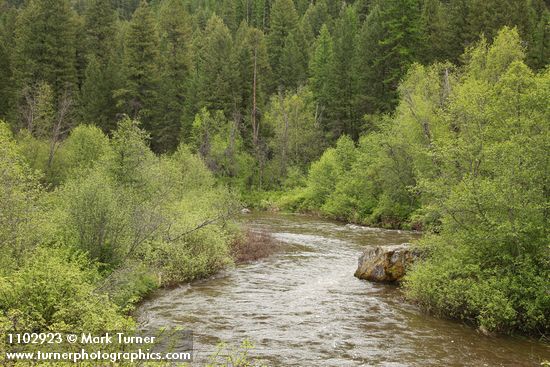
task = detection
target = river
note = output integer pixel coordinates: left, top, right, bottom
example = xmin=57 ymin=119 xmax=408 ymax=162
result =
xmin=136 ymin=212 xmax=549 ymax=366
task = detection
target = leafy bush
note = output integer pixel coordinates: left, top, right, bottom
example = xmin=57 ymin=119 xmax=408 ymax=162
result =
xmin=0 ymin=246 xmax=132 ymax=332
xmin=0 ymin=116 xmax=238 ymax=338
xmin=404 ymin=28 xmax=550 ymax=335
xmin=0 ymin=122 xmax=44 ymax=271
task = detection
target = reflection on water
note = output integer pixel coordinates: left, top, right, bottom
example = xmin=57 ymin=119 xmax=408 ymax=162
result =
xmin=136 ymin=212 xmax=549 ymax=366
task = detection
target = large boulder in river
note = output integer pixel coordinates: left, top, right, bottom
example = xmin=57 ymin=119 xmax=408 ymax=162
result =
xmin=354 ymin=244 xmax=420 ymax=283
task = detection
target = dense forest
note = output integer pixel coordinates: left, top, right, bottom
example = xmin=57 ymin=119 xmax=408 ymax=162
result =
xmin=0 ymin=0 xmax=549 ymax=361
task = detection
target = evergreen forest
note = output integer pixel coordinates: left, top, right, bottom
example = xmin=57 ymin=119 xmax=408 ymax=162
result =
xmin=0 ymin=0 xmax=548 ymax=364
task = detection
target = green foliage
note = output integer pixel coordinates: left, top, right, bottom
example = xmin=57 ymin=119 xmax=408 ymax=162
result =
xmin=0 ymin=246 xmax=132 ymax=332
xmin=0 ymin=122 xmax=43 ymax=271
xmin=155 ymin=0 xmax=192 ymax=151
xmin=56 ymin=167 xmax=129 ymax=266
xmin=190 ymin=15 xmax=235 ymax=118
xmin=57 ymin=124 xmax=111 ymax=181
xmin=309 ymin=24 xmax=335 ymax=133
xmin=191 ymin=108 xmax=255 ymax=188
xmin=116 ymin=0 xmax=160 ymax=127
xmin=1 ymin=0 xmax=547 ymax=171
xmin=0 ymin=116 xmax=237 ymax=335
xmin=267 ymin=0 xmax=302 ymax=90
xmin=13 ymin=0 xmax=77 ymax=100
xmin=264 ymin=88 xmax=326 ymax=185
xmin=0 ymin=0 xmax=549 ymax=341
xmin=402 ymin=28 xmax=550 ymax=334
xmin=353 ymin=0 xmax=424 ymax=115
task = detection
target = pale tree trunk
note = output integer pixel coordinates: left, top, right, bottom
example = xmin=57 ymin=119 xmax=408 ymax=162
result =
xmin=48 ymin=89 xmax=74 ymax=170
xmin=251 ymin=45 xmax=263 ymax=189
xmin=279 ymin=92 xmax=289 ymax=177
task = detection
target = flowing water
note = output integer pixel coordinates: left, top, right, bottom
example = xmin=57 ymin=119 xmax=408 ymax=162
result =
xmin=136 ymin=212 xmax=549 ymax=366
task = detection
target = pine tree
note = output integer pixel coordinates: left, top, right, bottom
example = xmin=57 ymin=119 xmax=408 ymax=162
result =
xmin=192 ymin=15 xmax=235 ymax=117
xmin=13 ymin=0 xmax=78 ymax=103
xmin=267 ymin=0 xmax=300 ymax=90
xmin=332 ymin=5 xmax=360 ymax=139
xmin=309 ymin=24 xmax=335 ymax=135
xmin=232 ymin=22 xmax=271 ymax=149
xmin=117 ymin=0 xmax=159 ymax=132
xmin=80 ymin=0 xmax=119 ymax=131
xmin=0 ymin=37 xmax=11 ymax=120
xmin=302 ymin=0 xmax=330 ymax=38
xmin=353 ymin=0 xmax=424 ymax=115
xmin=528 ymin=7 xmax=549 ymax=70
xmin=84 ymin=0 xmax=117 ymax=62
xmin=279 ymin=30 xmax=307 ymax=90
xmin=420 ymin=0 xmax=452 ymax=63
xmin=155 ymin=0 xmax=193 ymax=151
xmin=0 ymin=1 xmax=15 ymax=120
xmin=80 ymin=56 xmax=119 ymax=131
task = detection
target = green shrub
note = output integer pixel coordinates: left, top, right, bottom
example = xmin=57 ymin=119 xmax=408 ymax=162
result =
xmin=0 ymin=246 xmax=132 ymax=332
xmin=57 ymin=124 xmax=111 ymax=182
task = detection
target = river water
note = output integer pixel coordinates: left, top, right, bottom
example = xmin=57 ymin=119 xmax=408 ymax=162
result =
xmin=136 ymin=212 xmax=549 ymax=366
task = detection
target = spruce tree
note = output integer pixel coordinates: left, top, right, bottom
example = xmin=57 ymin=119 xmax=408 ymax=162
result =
xmin=309 ymin=24 xmax=335 ymax=135
xmin=353 ymin=0 xmax=424 ymax=115
xmin=192 ymin=15 xmax=235 ymax=116
xmin=528 ymin=7 xmax=549 ymax=70
xmin=84 ymin=0 xmax=117 ymax=61
xmin=279 ymin=31 xmax=307 ymax=90
xmin=0 ymin=37 xmax=11 ymax=120
xmin=13 ymin=0 xmax=78 ymax=102
xmin=232 ymin=22 xmax=271 ymax=149
xmin=332 ymin=5 xmax=360 ymax=139
xmin=155 ymin=0 xmax=193 ymax=151
xmin=80 ymin=0 xmax=119 ymax=131
xmin=420 ymin=0 xmax=452 ymax=63
xmin=80 ymin=56 xmax=119 ymax=131
xmin=267 ymin=0 xmax=300 ymax=90
xmin=0 ymin=1 xmax=15 ymax=120
xmin=117 ymin=0 xmax=159 ymax=133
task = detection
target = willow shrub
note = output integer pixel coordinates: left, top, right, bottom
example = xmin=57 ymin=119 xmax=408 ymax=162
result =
xmin=0 ymin=118 xmax=237 ymax=330
xmin=405 ymin=29 xmax=550 ymax=334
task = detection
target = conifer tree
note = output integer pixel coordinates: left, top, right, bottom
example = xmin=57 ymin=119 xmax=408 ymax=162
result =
xmin=353 ymin=0 xmax=424 ymax=115
xmin=0 ymin=1 xmax=16 ymax=118
xmin=80 ymin=56 xmax=119 ymax=131
xmin=80 ymin=0 xmax=119 ymax=131
xmin=192 ymin=15 xmax=235 ymax=118
xmin=117 ymin=0 xmax=159 ymax=133
xmin=332 ymin=5 xmax=360 ymax=139
xmin=155 ymin=0 xmax=193 ymax=151
xmin=267 ymin=0 xmax=300 ymax=90
xmin=84 ymin=0 xmax=117 ymax=62
xmin=309 ymin=24 xmax=335 ymax=134
xmin=279 ymin=31 xmax=307 ymax=91
xmin=232 ymin=22 xmax=271 ymax=149
xmin=528 ymin=7 xmax=549 ymax=70
xmin=0 ymin=38 xmax=10 ymax=120
xmin=13 ymin=0 xmax=78 ymax=103
xmin=420 ymin=0 xmax=452 ymax=63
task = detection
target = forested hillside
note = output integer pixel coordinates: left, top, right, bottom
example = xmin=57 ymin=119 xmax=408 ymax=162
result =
xmin=0 ymin=0 xmax=548 ymax=351
xmin=0 ymin=0 xmax=548 ymax=189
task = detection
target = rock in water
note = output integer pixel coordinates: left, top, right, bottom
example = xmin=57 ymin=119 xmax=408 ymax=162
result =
xmin=354 ymin=244 xmax=419 ymax=283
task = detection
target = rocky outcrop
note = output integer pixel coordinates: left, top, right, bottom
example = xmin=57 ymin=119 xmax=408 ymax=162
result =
xmin=354 ymin=244 xmax=420 ymax=283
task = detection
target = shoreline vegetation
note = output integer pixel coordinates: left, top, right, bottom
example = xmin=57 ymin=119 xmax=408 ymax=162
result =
xmin=242 ymin=29 xmax=549 ymax=339
xmin=0 ymin=0 xmax=548 ymax=364
xmin=0 ymin=118 xmax=278 ymax=367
